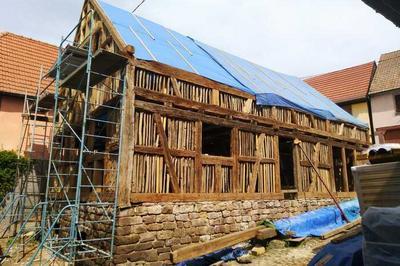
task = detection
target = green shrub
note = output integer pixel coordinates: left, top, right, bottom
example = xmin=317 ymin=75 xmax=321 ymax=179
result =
xmin=0 ymin=150 xmax=30 ymax=198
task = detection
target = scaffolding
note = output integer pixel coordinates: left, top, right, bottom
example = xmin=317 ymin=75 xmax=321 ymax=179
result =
xmin=3 ymin=9 xmax=128 ymax=265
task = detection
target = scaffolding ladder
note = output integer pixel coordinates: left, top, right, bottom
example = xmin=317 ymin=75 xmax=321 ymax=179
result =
xmin=3 ymin=9 xmax=128 ymax=265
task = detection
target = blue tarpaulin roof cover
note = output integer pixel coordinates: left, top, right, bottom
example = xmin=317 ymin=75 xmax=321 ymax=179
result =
xmin=98 ymin=1 xmax=368 ymax=128
xmin=274 ymin=199 xmax=360 ymax=238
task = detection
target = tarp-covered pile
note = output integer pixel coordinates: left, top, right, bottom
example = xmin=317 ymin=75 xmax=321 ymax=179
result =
xmin=274 ymin=199 xmax=360 ymax=238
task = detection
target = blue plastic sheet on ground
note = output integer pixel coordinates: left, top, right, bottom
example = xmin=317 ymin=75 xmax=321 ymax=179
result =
xmin=274 ymin=199 xmax=360 ymax=238
xmin=308 ymin=234 xmax=363 ymax=266
xmin=97 ymin=0 xmax=368 ymax=128
xmin=176 ymin=247 xmax=248 ymax=266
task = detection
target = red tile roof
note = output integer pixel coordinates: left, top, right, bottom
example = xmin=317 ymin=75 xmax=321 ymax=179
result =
xmin=304 ymin=62 xmax=376 ymax=104
xmin=0 ymin=32 xmax=58 ymax=96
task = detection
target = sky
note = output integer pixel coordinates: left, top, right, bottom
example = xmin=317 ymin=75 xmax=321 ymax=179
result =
xmin=0 ymin=0 xmax=399 ymax=77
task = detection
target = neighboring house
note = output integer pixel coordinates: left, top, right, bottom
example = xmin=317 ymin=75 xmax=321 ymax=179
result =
xmin=0 ymin=32 xmax=57 ymax=152
xmin=369 ymin=50 xmax=400 ymax=143
xmin=304 ymin=62 xmax=376 ymax=141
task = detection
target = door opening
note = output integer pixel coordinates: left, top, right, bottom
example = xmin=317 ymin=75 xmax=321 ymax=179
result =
xmin=279 ymin=137 xmax=295 ymax=189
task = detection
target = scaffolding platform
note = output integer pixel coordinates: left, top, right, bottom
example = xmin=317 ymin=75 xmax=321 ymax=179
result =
xmin=59 ymin=48 xmax=127 ymax=91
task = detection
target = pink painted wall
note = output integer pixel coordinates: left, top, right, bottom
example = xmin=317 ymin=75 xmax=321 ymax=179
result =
xmin=0 ymin=94 xmax=51 ymax=158
xmin=0 ymin=94 xmax=24 ymax=151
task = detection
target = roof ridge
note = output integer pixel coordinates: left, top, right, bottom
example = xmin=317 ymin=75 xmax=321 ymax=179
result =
xmin=0 ymin=31 xmax=57 ymax=49
xmin=304 ymin=61 xmax=376 ymax=81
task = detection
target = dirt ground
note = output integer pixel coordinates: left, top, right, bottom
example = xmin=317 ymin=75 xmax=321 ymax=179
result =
xmin=226 ymin=238 xmax=328 ymax=266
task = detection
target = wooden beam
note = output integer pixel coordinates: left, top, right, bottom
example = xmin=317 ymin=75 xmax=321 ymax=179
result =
xmin=249 ymin=133 xmax=266 ymax=192
xmin=131 ymin=192 xmax=284 ymax=203
xmin=171 ymin=77 xmax=182 ymax=97
xmin=134 ymin=100 xmax=365 ymax=150
xmin=211 ymin=89 xmax=220 ymax=105
xmin=195 ymin=121 xmax=202 ymax=193
xmin=257 ymin=228 xmax=278 ymax=240
xmin=134 ymin=145 xmax=196 ymax=157
xmin=231 ymin=128 xmax=239 ymax=192
xmin=201 ymin=155 xmax=233 ymax=166
xmin=320 ymin=218 xmax=361 ymax=239
xmin=171 ymin=226 xmax=276 ymax=263
xmin=117 ymin=63 xmax=134 ymax=207
xmin=154 ymin=113 xmax=180 ymax=193
xmin=341 ymin=147 xmax=349 ymax=192
xmin=273 ymin=135 xmax=281 ymax=193
xmin=215 ymin=164 xmax=222 ymax=193
xmin=134 ymin=87 xmax=368 ymax=146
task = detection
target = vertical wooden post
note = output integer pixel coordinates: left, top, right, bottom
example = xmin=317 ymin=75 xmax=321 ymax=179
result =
xmin=293 ymin=144 xmax=301 ymax=192
xmin=154 ymin=113 xmax=180 ymax=193
xmin=118 ymin=63 xmax=135 ymax=207
xmin=328 ymin=144 xmax=336 ymax=192
xmin=341 ymin=147 xmax=349 ymax=192
xmin=353 ymin=149 xmax=358 ymax=167
xmin=231 ymin=128 xmax=239 ymax=193
xmin=273 ymin=135 xmax=281 ymax=193
xmin=215 ymin=164 xmax=222 ymax=193
xmin=211 ymin=89 xmax=220 ymax=106
xmin=249 ymin=133 xmax=265 ymax=192
xmin=194 ymin=121 xmax=203 ymax=193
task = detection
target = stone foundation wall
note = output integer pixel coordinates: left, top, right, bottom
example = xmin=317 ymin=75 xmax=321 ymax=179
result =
xmin=111 ymin=198 xmax=344 ymax=265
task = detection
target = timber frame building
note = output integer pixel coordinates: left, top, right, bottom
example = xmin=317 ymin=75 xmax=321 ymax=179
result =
xmin=10 ymin=0 xmax=369 ymax=264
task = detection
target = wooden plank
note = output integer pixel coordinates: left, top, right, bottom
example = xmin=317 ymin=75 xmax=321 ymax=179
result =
xmin=154 ymin=113 xmax=180 ymax=193
xmin=256 ymin=228 xmax=278 ymax=240
xmin=134 ymin=145 xmax=196 ymax=157
xmin=171 ymin=77 xmax=182 ymax=97
xmin=293 ymin=144 xmax=301 ymax=191
xmin=117 ymin=63 xmax=134 ymax=207
xmin=249 ymin=133 xmax=265 ymax=192
xmin=341 ymin=147 xmax=349 ymax=192
xmin=195 ymin=121 xmax=202 ymax=193
xmin=201 ymin=155 xmax=233 ymax=166
xmin=215 ymin=164 xmax=222 ymax=193
xmin=320 ymin=218 xmax=361 ymax=240
xmin=171 ymin=226 xmax=275 ymax=263
xmin=131 ymin=192 xmax=284 ymax=203
xmin=331 ymin=226 xmax=362 ymax=244
xmin=238 ymin=156 xmax=275 ymax=163
xmin=297 ymin=191 xmax=356 ymax=199
xmin=211 ymin=89 xmax=220 ymax=105
xmin=231 ymin=128 xmax=239 ymax=192
xmin=273 ymin=135 xmax=281 ymax=193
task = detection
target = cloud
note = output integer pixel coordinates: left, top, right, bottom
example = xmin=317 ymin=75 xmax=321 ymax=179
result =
xmin=1 ymin=0 xmax=399 ymax=76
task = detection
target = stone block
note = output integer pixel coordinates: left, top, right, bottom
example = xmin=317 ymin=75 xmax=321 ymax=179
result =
xmin=173 ymin=204 xmax=194 ymax=214
xmin=199 ymin=235 xmax=211 ymax=242
xmin=176 ymin=214 xmax=189 ymax=221
xmin=128 ymin=249 xmax=158 ymax=262
xmin=133 ymin=225 xmax=147 ymax=234
xmin=162 ymin=222 xmax=177 ymax=230
xmin=222 ymin=210 xmax=231 ymax=217
xmin=147 ymin=205 xmax=162 ymax=215
xmin=157 ymin=230 xmax=174 ymax=240
xmin=152 ymin=240 xmax=165 ymax=248
xmin=134 ymin=241 xmax=153 ymax=251
xmin=142 ymin=215 xmax=156 ymax=224
xmin=192 ymin=218 xmax=208 ymax=227
xmin=115 ymin=234 xmax=140 ymax=245
xmin=208 ymin=212 xmax=222 ymax=219
xmin=156 ymin=214 xmax=175 ymax=222
xmin=162 ymin=205 xmax=173 ymax=214
xmin=140 ymin=232 xmax=156 ymax=243
xmin=117 ymin=216 xmax=142 ymax=227
xmin=147 ymin=223 xmax=163 ymax=231
xmin=180 ymin=235 xmax=192 ymax=244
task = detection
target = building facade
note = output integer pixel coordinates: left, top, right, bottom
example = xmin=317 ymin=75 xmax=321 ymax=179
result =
xmin=0 ymin=32 xmax=57 ymax=154
xmin=304 ymin=62 xmax=376 ymax=142
xmin=369 ymin=50 xmax=400 ymax=143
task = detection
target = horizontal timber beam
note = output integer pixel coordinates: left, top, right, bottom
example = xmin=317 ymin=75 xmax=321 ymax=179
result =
xmin=134 ymin=87 xmax=368 ymax=146
xmin=131 ymin=193 xmax=284 ymax=203
xmin=135 ymin=99 xmax=364 ymax=150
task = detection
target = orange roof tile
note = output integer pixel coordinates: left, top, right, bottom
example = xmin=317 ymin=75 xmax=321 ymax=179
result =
xmin=0 ymin=32 xmax=58 ymax=96
xmin=304 ymin=62 xmax=376 ymax=104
